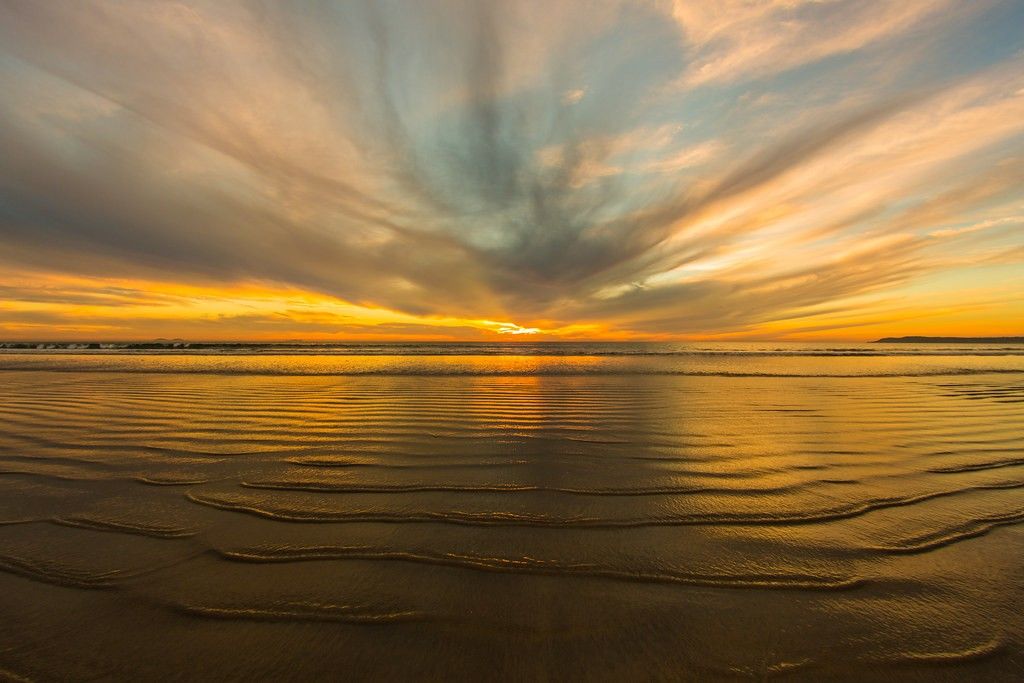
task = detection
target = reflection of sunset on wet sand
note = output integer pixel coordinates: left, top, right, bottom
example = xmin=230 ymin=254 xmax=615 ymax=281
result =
xmin=1 ymin=343 xmax=1023 ymax=679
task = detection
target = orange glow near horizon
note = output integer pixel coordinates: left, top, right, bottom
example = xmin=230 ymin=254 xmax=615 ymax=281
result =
xmin=1 ymin=269 xmax=1020 ymax=343
xmin=0 ymin=271 xmax=621 ymax=342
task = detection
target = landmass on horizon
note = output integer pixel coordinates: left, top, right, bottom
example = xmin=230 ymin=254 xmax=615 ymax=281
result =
xmin=875 ymin=336 xmax=1024 ymax=343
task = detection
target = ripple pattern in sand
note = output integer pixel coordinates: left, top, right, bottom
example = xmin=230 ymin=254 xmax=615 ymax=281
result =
xmin=0 ymin=370 xmax=1022 ymax=680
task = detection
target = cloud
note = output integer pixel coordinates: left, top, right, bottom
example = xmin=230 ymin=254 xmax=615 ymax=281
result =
xmin=0 ymin=0 xmax=1021 ymax=340
xmin=929 ymin=215 xmax=1024 ymax=238
xmin=668 ymin=0 xmax=958 ymax=86
xmin=562 ymin=88 xmax=586 ymax=105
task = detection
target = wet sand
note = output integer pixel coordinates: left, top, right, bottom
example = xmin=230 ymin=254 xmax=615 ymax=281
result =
xmin=0 ymin=348 xmax=1022 ymax=680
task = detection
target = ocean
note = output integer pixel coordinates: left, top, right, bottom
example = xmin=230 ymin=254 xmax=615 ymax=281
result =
xmin=0 ymin=342 xmax=1022 ymax=680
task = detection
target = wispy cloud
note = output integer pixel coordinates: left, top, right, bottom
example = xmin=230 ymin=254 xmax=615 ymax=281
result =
xmin=668 ymin=0 xmax=959 ymax=86
xmin=0 ymin=0 xmax=1021 ymax=340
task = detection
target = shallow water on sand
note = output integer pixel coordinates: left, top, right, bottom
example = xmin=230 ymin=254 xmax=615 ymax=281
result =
xmin=1 ymin=346 xmax=1022 ymax=680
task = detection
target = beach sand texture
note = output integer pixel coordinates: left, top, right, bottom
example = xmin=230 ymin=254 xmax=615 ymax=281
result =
xmin=0 ymin=344 xmax=1022 ymax=680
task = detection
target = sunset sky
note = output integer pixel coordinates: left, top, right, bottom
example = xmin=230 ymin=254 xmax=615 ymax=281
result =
xmin=0 ymin=0 xmax=1022 ymax=341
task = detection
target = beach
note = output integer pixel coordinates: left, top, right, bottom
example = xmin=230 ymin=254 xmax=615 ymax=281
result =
xmin=1 ymin=342 xmax=1022 ymax=680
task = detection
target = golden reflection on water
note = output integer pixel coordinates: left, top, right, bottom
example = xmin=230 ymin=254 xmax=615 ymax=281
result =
xmin=3 ymin=349 xmax=1024 ymax=376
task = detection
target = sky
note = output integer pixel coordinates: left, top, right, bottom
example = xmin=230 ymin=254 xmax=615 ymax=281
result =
xmin=0 ymin=0 xmax=1022 ymax=342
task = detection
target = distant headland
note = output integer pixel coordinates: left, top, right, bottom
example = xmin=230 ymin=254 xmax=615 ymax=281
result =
xmin=875 ymin=336 xmax=1024 ymax=344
